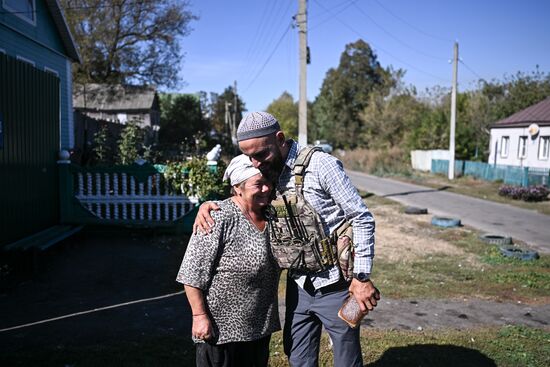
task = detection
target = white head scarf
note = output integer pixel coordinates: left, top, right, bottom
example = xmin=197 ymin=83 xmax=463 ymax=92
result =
xmin=223 ymin=154 xmax=261 ymax=186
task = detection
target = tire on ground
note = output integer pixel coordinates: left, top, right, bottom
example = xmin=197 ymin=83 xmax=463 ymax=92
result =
xmin=479 ymin=233 xmax=513 ymax=245
xmin=499 ymin=245 xmax=539 ymax=261
xmin=404 ymin=206 xmax=428 ymax=215
xmin=431 ymin=216 xmax=461 ymax=228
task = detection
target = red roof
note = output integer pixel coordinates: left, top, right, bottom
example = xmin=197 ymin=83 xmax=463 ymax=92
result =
xmin=492 ymin=96 xmax=550 ymax=127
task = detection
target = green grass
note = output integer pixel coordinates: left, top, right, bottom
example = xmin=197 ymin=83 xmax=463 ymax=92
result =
xmin=3 ymin=195 xmax=549 ymax=366
xmin=5 ymin=326 xmax=547 ymax=366
xmin=268 ymin=325 xmax=550 ymax=366
xmin=374 ymin=225 xmax=550 ymax=302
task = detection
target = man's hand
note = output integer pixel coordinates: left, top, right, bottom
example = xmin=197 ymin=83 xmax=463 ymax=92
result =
xmin=192 ymin=314 xmax=214 ymax=341
xmin=348 ymin=279 xmax=380 ymax=314
xmin=193 ymin=201 xmax=221 ymax=234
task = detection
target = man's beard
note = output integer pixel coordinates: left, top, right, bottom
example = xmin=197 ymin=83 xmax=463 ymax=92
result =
xmin=258 ymin=152 xmax=285 ymax=183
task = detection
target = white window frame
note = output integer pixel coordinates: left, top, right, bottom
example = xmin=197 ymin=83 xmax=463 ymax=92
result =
xmin=2 ymin=0 xmax=36 ymax=26
xmin=500 ymin=136 xmax=509 ymax=158
xmin=539 ymin=136 xmax=550 ymax=160
xmin=518 ymin=136 xmax=528 ymax=159
xmin=16 ymin=55 xmax=35 ymax=67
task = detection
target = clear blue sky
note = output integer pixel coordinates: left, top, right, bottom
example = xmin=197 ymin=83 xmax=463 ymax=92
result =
xmin=175 ymin=0 xmax=550 ymax=113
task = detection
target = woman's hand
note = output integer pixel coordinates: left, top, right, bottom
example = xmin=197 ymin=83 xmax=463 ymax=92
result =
xmin=192 ymin=314 xmax=214 ymax=341
xmin=193 ymin=202 xmax=221 ymax=234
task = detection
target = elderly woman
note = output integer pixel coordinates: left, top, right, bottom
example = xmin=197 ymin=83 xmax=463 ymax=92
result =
xmin=176 ymin=154 xmax=280 ymax=367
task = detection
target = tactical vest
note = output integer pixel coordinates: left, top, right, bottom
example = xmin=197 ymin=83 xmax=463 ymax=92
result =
xmin=265 ymin=147 xmax=354 ymax=280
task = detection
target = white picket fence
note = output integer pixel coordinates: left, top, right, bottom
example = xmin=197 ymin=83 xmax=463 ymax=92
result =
xmin=75 ymin=172 xmax=199 ymax=222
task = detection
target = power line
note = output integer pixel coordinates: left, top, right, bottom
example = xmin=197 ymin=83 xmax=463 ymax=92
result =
xmin=243 ymin=22 xmax=293 ymax=94
xmin=371 ymin=0 xmax=453 ymax=43
xmin=352 ymin=2 xmax=448 ymax=61
xmin=239 ymin=0 xmax=294 ymax=87
xmin=312 ymin=0 xmax=450 ymax=84
xmin=459 ymin=59 xmax=486 ymax=82
xmin=310 ymin=0 xmax=357 ymax=30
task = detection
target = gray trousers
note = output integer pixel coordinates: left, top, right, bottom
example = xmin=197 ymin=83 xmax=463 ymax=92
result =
xmin=283 ymin=276 xmax=363 ymax=367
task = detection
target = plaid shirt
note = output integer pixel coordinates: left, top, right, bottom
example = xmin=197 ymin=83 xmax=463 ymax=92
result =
xmin=278 ymin=141 xmax=375 ymax=290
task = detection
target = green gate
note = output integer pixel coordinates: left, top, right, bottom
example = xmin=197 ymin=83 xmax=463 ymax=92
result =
xmin=0 ymin=54 xmax=60 ymax=248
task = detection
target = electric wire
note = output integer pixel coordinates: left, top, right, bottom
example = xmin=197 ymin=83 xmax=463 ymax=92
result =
xmin=312 ymin=0 xmax=450 ymax=84
xmin=371 ymin=0 xmax=454 ymax=43
xmin=352 ymin=2 xmax=448 ymax=61
xmin=238 ymin=0 xmax=294 ymax=88
xmin=242 ymin=22 xmax=293 ymax=94
xmin=310 ymin=0 xmax=357 ymax=30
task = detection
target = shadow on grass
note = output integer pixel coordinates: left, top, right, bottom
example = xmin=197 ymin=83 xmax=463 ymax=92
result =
xmin=366 ymin=344 xmax=496 ymax=367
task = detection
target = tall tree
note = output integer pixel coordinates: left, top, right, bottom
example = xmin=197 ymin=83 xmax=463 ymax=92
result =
xmin=159 ymin=93 xmax=205 ymax=150
xmin=208 ymin=86 xmax=246 ymax=138
xmin=267 ymin=92 xmax=298 ymax=139
xmin=62 ymin=0 xmax=197 ymax=88
xmin=312 ymin=40 xmax=393 ymax=149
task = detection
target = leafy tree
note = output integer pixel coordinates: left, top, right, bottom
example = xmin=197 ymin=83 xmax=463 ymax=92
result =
xmin=207 ymin=86 xmax=246 ymax=153
xmin=62 ymin=0 xmax=197 ymax=88
xmin=159 ymin=93 xmax=205 ymax=150
xmin=359 ymin=69 xmax=426 ymax=150
xmin=117 ymin=120 xmax=144 ymax=164
xmin=266 ymin=92 xmax=298 ymax=139
xmin=312 ymin=40 xmax=393 ymax=149
xmin=480 ymin=68 xmax=550 ymax=121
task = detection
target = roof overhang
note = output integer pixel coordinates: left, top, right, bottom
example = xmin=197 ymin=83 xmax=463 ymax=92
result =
xmin=45 ymin=0 xmax=81 ymax=63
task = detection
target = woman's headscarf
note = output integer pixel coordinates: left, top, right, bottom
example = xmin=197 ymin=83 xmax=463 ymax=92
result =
xmin=223 ymin=154 xmax=261 ymax=186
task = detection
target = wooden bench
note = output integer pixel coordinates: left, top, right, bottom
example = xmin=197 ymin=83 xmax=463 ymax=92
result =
xmin=4 ymin=225 xmax=84 ymax=253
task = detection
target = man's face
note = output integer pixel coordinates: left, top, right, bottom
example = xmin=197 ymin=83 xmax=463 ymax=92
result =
xmin=239 ymin=134 xmax=285 ymax=182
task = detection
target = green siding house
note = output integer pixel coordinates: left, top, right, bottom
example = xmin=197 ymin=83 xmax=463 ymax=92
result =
xmin=0 ymin=0 xmax=81 ymax=248
xmin=0 ymin=0 xmax=80 ymax=149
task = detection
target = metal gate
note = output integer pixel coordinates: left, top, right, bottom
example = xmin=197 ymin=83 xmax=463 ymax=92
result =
xmin=0 ymin=54 xmax=60 ymax=248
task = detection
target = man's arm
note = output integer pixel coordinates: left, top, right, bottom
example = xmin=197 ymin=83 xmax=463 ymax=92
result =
xmin=193 ymin=201 xmax=221 ymax=234
xmin=318 ymin=155 xmax=379 ymax=313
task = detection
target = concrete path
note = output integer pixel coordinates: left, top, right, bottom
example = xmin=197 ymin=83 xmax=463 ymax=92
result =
xmin=347 ymin=171 xmax=550 ymax=254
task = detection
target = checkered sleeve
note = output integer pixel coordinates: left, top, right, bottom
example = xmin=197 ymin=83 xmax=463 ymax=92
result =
xmin=318 ymin=155 xmax=375 ymax=274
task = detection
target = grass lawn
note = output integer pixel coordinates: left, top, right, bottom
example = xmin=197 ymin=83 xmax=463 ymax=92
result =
xmin=4 ymin=325 xmax=549 ymax=367
xmin=2 ymin=195 xmax=549 ymax=366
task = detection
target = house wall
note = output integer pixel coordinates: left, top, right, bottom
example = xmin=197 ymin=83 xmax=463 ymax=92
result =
xmin=0 ymin=0 xmax=74 ymax=149
xmin=489 ymin=126 xmax=550 ymax=169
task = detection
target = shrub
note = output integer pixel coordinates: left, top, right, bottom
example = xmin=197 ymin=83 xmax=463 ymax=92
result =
xmin=164 ymin=157 xmax=229 ymax=200
xmin=334 ymin=147 xmax=411 ymax=176
xmin=498 ymin=185 xmax=550 ymax=202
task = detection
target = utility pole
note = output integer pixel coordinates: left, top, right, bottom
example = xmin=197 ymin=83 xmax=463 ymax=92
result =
xmin=233 ymin=80 xmax=238 ymax=146
xmin=225 ymin=101 xmax=232 ymax=144
xmin=297 ymin=0 xmax=308 ymax=147
xmin=448 ymin=42 xmax=458 ymax=180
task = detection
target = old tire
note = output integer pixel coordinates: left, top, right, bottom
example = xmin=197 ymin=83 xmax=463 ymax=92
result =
xmin=499 ymin=245 xmax=539 ymax=261
xmin=479 ymin=234 xmax=513 ymax=245
xmin=404 ymin=206 xmax=428 ymax=215
xmin=431 ymin=216 xmax=461 ymax=228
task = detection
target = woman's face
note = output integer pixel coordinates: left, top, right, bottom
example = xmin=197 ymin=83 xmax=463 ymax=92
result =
xmin=236 ymin=174 xmax=273 ymax=209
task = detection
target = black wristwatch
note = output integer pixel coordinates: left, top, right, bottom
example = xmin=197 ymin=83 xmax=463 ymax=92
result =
xmin=353 ymin=272 xmax=370 ymax=282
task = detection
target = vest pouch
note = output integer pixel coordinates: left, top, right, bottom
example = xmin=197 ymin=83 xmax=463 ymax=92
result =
xmin=333 ymin=223 xmax=354 ymax=282
xmin=270 ymin=236 xmax=327 ymax=275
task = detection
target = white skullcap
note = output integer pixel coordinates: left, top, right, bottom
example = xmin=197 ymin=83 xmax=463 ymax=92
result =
xmin=236 ymin=112 xmax=281 ymax=142
xmin=223 ymin=154 xmax=261 ymax=186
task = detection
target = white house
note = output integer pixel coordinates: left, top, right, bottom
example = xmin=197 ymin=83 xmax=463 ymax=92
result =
xmin=488 ymin=97 xmax=550 ymax=169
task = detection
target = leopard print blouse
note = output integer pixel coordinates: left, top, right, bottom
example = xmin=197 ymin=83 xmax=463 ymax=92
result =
xmin=176 ymin=198 xmax=281 ymax=345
